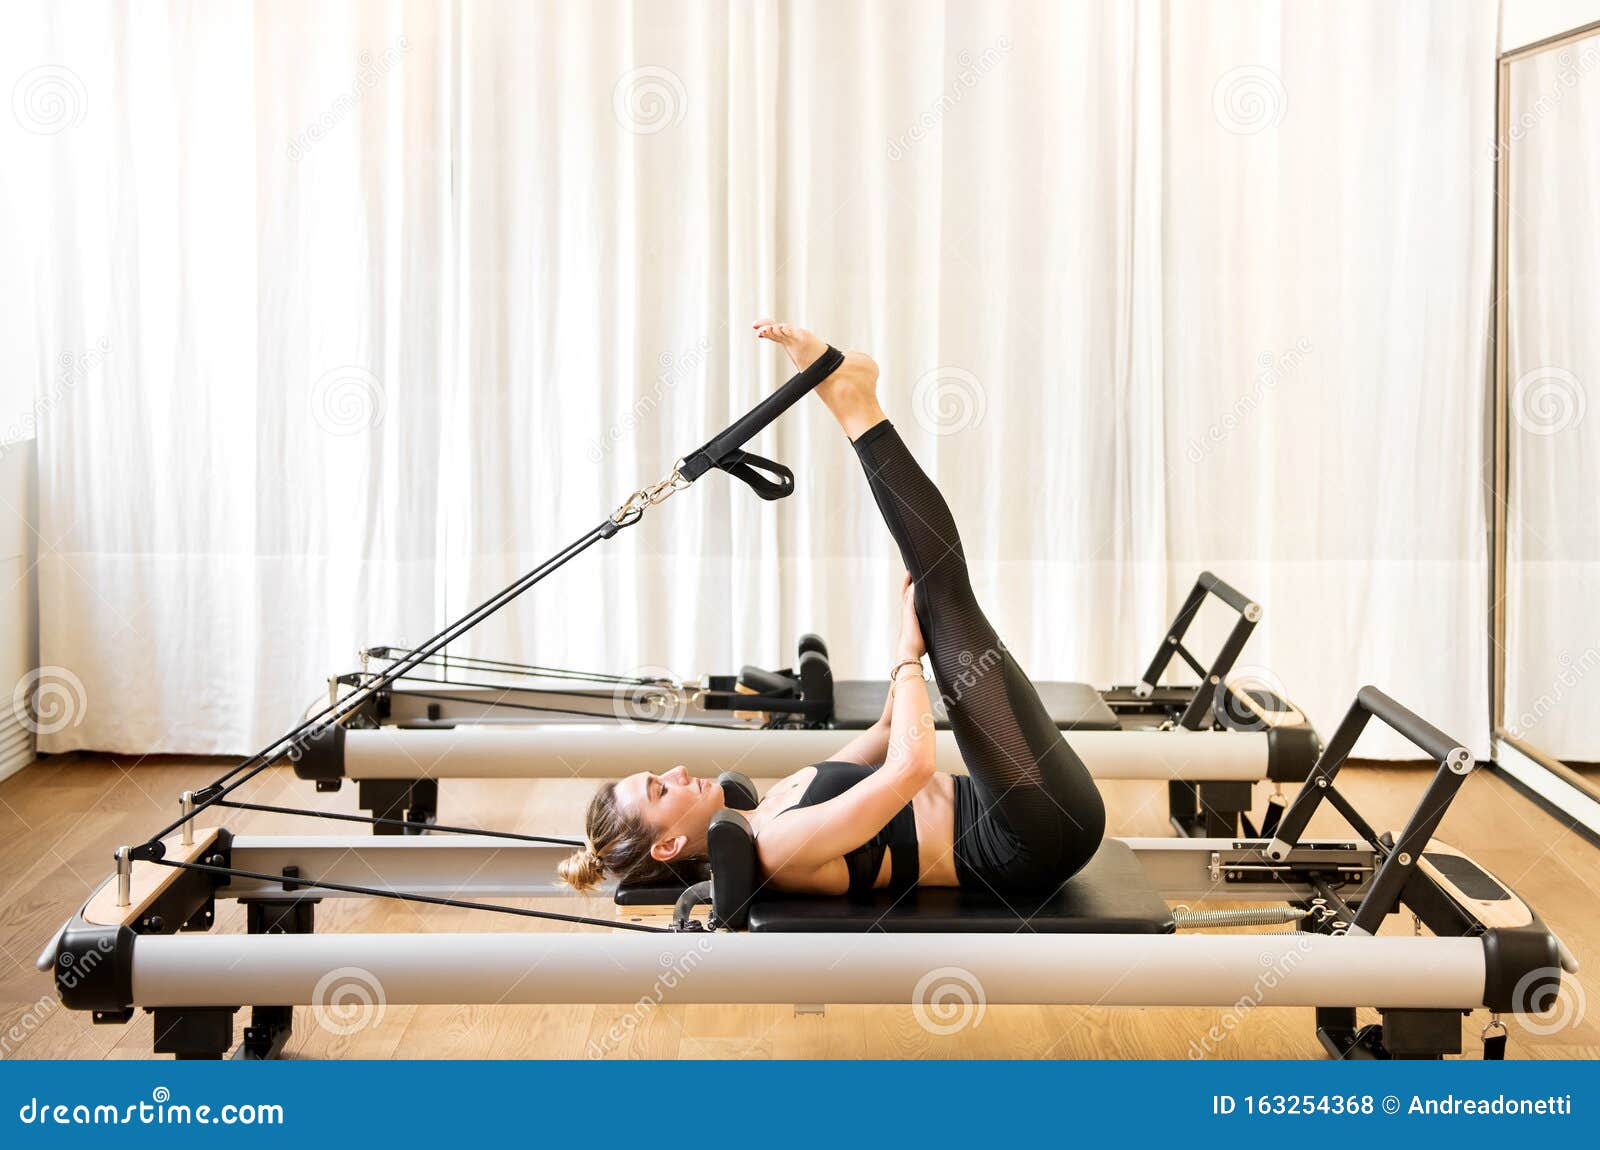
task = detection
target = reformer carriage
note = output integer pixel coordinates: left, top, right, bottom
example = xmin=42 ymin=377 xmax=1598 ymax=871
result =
xmin=40 ymin=354 xmax=1577 ymax=1061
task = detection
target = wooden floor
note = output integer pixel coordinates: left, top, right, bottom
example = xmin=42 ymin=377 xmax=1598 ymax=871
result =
xmin=1 ymin=752 xmax=1597 ymax=1060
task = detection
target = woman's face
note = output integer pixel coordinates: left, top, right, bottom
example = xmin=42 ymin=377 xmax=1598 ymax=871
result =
xmin=615 ymin=764 xmax=724 ymax=858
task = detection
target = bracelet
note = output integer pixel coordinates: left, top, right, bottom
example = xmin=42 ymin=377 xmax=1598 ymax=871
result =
xmin=890 ymin=658 xmax=928 ymax=684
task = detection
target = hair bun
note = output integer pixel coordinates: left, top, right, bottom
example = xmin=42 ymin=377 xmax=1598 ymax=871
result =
xmin=557 ymin=847 xmax=607 ymax=893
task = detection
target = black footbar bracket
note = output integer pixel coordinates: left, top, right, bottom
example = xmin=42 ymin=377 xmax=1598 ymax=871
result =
xmin=1135 ymin=570 xmax=1262 ymax=731
xmin=115 ymin=348 xmax=846 ymax=933
xmin=1262 ymin=685 xmax=1567 ymax=1060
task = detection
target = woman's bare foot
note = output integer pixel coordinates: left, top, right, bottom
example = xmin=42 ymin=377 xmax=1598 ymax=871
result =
xmin=753 ymin=320 xmax=885 ymax=439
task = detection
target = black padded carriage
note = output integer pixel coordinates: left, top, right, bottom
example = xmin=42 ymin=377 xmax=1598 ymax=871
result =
xmin=616 ymin=832 xmax=1174 ymax=935
xmin=745 ymin=840 xmax=1173 ymax=933
xmin=831 ymin=678 xmax=1121 ymax=731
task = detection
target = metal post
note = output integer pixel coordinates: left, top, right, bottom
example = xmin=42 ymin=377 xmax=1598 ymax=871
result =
xmin=115 ymin=845 xmax=133 ymax=908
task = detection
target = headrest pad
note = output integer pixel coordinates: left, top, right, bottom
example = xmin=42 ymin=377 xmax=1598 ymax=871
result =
xmin=707 ymin=809 xmax=758 ymax=930
xmin=716 ymin=770 xmax=759 ymax=811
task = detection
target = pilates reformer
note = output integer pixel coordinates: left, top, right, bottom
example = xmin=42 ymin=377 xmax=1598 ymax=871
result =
xmin=300 ymin=570 xmax=1322 ymax=839
xmin=38 ymin=348 xmax=1576 ymax=1060
xmin=41 ymin=685 xmax=1577 ymax=1061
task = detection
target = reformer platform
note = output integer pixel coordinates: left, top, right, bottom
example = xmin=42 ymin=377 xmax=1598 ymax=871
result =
xmin=303 ymin=572 xmax=1323 ymax=838
xmin=46 ymin=684 xmax=1579 ymax=1061
xmin=45 ymin=366 xmax=1577 ymax=1062
xmin=341 ymin=571 xmax=1268 ymax=737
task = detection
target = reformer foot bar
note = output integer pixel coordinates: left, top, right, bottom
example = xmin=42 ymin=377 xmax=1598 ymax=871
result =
xmin=42 ymin=356 xmax=1576 ymax=1060
xmin=337 ymin=571 xmax=1274 ymax=735
xmin=304 ymin=570 xmax=1323 ymax=838
xmin=46 ymin=683 xmax=1577 ymax=1060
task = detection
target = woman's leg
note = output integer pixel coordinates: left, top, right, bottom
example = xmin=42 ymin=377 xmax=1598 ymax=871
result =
xmin=849 ymin=416 xmax=1106 ymax=887
xmin=756 ymin=323 xmax=1107 ymax=888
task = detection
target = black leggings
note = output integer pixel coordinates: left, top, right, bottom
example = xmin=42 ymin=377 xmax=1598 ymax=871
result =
xmin=853 ymin=419 xmax=1106 ymax=893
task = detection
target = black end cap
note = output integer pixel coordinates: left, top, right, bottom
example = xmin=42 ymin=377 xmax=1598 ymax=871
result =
xmin=290 ymin=722 xmax=346 ymax=781
xmin=55 ymin=921 xmax=136 ymax=1014
xmin=1266 ymin=723 xmax=1323 ymax=783
xmin=1482 ymin=926 xmax=1561 ymax=1013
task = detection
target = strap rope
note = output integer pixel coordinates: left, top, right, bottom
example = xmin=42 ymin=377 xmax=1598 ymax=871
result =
xmin=380 ymin=684 xmax=749 ymax=729
xmin=151 ymin=857 xmax=668 ymax=933
xmin=362 ymin=648 xmax=668 ymax=687
xmin=133 ymin=520 xmax=616 ymax=857
xmin=211 ymin=799 xmax=583 ymax=845
xmin=123 ymin=346 xmax=846 ymax=932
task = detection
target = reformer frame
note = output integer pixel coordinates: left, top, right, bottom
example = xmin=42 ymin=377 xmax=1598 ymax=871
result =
xmin=45 ymin=683 xmax=1576 ymax=1061
xmin=300 ymin=570 xmax=1321 ymax=838
xmin=38 ymin=353 xmax=1576 ymax=1061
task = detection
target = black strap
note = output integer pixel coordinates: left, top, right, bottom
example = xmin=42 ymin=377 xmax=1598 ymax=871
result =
xmin=679 ymin=345 xmax=845 ymax=492
xmin=714 ymin=449 xmax=795 ymax=500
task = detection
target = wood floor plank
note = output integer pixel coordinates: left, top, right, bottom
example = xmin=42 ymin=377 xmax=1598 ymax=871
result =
xmin=2 ymin=754 xmax=1596 ymax=1060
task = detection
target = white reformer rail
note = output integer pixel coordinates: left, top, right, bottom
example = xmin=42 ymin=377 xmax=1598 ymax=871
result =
xmin=340 ymin=724 xmax=1271 ymax=781
xmin=127 ymin=932 xmax=1490 ymax=1009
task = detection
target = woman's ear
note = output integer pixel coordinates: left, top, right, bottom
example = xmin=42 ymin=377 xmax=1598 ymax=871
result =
xmin=650 ymin=834 xmax=688 ymax=863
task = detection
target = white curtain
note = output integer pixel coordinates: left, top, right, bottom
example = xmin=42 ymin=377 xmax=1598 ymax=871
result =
xmin=1503 ymin=34 xmax=1600 ymax=760
xmin=5 ymin=0 xmax=1497 ymax=758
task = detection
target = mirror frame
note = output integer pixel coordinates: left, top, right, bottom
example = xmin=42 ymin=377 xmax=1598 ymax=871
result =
xmin=1490 ymin=18 xmax=1600 ymax=842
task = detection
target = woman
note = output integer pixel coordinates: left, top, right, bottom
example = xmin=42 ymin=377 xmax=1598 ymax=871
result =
xmin=559 ymin=322 xmax=1106 ymax=899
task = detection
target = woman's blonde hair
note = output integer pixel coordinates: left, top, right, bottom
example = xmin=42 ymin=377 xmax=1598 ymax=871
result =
xmin=557 ymin=780 xmax=694 ymax=893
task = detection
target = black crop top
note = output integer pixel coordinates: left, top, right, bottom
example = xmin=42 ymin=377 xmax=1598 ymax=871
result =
xmin=776 ymin=761 xmax=919 ymax=897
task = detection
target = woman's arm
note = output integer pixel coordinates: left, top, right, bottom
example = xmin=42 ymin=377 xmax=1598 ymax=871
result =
xmin=758 ymin=577 xmax=934 ymax=875
xmin=829 ymin=573 xmax=924 ymax=766
xmin=828 ymin=709 xmax=893 ymax=766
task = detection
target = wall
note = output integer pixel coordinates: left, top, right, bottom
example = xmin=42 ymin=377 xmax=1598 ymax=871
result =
xmin=1502 ymin=0 xmax=1600 ymax=51
xmin=0 ymin=438 xmax=38 ymax=781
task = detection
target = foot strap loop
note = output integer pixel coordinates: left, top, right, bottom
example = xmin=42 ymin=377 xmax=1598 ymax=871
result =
xmin=679 ymin=345 xmax=845 ymax=497
xmin=713 ymin=449 xmax=795 ymax=501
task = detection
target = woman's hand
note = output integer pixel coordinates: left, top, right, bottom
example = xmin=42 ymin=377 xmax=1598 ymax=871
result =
xmin=897 ymin=571 xmax=926 ymax=661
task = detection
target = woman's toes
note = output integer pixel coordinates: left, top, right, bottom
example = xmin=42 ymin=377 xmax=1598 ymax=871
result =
xmin=754 ymin=320 xmax=827 ymax=371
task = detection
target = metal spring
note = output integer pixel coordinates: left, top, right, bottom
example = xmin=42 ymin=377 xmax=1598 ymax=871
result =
xmin=1172 ymin=905 xmax=1306 ymax=929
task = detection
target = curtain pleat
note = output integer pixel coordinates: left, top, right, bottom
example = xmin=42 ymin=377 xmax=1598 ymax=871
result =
xmin=6 ymin=0 xmax=1498 ymax=758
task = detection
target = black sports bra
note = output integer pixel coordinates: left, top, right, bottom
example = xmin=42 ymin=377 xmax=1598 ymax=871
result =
xmin=776 ymin=761 xmax=919 ymax=897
